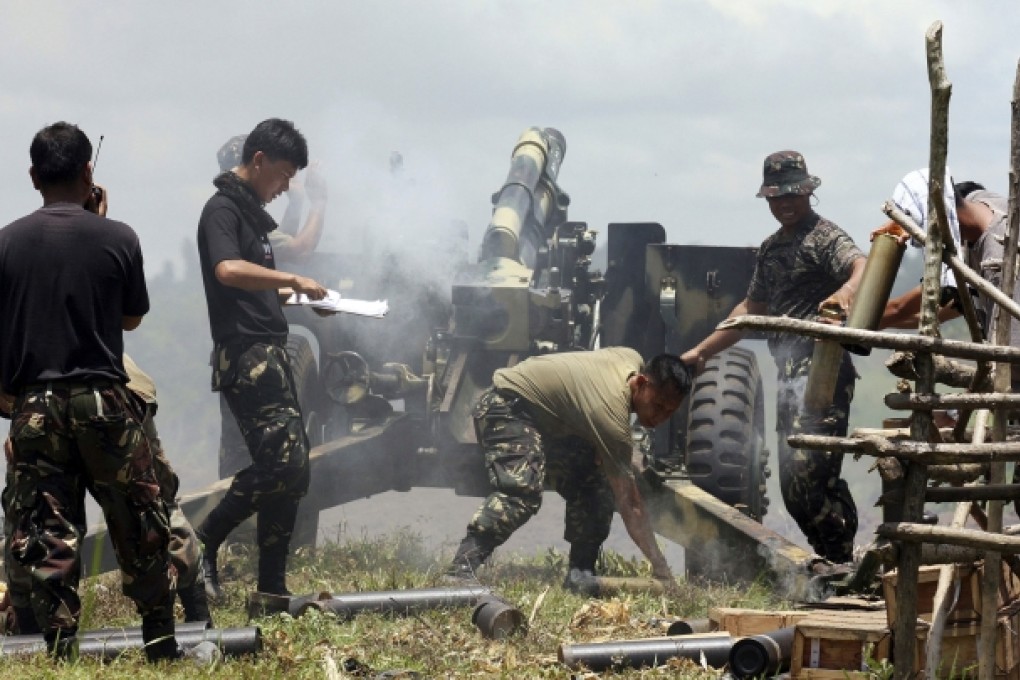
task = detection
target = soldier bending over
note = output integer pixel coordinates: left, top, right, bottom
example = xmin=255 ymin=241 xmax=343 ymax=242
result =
xmin=448 ymin=349 xmax=691 ymax=586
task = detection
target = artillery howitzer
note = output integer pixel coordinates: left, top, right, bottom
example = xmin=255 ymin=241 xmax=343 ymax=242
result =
xmin=75 ymin=126 xmax=816 ymax=592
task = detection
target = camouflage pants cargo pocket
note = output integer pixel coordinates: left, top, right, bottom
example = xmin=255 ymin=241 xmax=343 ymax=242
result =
xmin=468 ymin=389 xmax=545 ymax=544
xmin=546 ymin=437 xmax=615 ymax=548
xmin=476 ymin=390 xmax=545 ymax=496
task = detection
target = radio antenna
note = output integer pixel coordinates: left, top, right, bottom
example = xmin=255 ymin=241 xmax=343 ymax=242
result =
xmin=92 ymin=135 xmax=105 ymax=172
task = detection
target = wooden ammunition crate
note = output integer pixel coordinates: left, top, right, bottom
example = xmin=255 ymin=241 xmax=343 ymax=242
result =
xmin=791 ymin=610 xmax=899 ymax=680
xmin=920 ymin=609 xmax=1020 ymax=679
xmin=884 ymin=562 xmax=1020 ymax=627
xmin=709 ymin=607 xmax=813 ymax=637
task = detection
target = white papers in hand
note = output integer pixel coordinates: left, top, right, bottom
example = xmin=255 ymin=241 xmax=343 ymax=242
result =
xmin=284 ymin=289 xmax=388 ymax=318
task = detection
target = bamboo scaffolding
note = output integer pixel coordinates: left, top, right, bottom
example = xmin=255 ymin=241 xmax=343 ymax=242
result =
xmin=885 ymin=392 xmax=1020 ymax=410
xmin=787 ymin=433 xmax=1020 ymax=464
xmin=717 ymin=315 xmax=1020 ymax=363
xmin=877 ymin=523 xmax=1020 ymax=554
xmin=879 ymin=483 xmax=1020 ymax=504
xmin=885 ymin=351 xmax=987 ymax=390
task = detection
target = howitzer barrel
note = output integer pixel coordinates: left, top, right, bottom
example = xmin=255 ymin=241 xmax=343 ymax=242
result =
xmin=0 ymin=626 xmax=262 ymax=659
xmin=558 ymin=632 xmax=734 ymax=671
xmin=297 ymin=586 xmax=492 ymax=619
xmin=479 ymin=127 xmax=566 ymax=262
xmin=728 ymin=626 xmax=796 ymax=678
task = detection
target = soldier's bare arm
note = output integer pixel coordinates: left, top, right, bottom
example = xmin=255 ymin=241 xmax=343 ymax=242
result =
xmin=605 ymin=471 xmax=674 ymax=583
xmin=681 ymin=297 xmax=767 ymax=373
xmin=215 ymin=260 xmax=327 ymax=299
xmin=273 ymin=163 xmax=327 ymax=264
xmin=819 ymin=256 xmax=867 ymax=316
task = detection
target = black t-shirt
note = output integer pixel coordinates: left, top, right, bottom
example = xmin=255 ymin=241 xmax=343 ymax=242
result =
xmin=197 ymin=193 xmax=288 ymax=344
xmin=0 ymin=203 xmax=149 ymax=393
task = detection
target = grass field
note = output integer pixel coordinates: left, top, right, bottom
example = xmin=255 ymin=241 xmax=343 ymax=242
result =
xmin=0 ymin=529 xmax=797 ymax=679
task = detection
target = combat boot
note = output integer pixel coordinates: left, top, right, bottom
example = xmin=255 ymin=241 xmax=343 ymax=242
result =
xmin=196 ymin=496 xmax=249 ymax=603
xmin=44 ymin=629 xmax=78 ymax=661
xmin=177 ymin=577 xmax=214 ymax=626
xmin=142 ymin=596 xmax=179 ymax=663
xmin=445 ymin=533 xmax=494 ymax=582
xmin=13 ymin=606 xmax=41 ymax=635
xmin=563 ymin=543 xmax=601 ymax=594
xmin=257 ymin=545 xmax=292 ymax=597
xmin=200 ymin=550 xmax=225 ymax=603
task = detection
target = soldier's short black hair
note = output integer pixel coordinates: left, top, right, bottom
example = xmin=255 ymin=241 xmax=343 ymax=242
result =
xmin=641 ymin=354 xmax=693 ymax=399
xmin=30 ymin=122 xmax=92 ymax=187
xmin=241 ymin=118 xmax=308 ymax=169
xmin=953 ymin=180 xmax=986 ymax=206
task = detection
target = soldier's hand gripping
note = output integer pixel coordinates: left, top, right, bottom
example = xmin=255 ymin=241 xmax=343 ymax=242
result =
xmin=291 ymin=275 xmax=328 ymax=300
xmin=84 ymin=183 xmax=108 ymax=217
xmin=680 ymin=348 xmax=706 ymax=376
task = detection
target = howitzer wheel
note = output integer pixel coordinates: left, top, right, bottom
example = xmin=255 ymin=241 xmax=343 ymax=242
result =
xmin=286 ymin=334 xmax=324 ymax=448
xmin=685 ymin=346 xmax=769 ymax=521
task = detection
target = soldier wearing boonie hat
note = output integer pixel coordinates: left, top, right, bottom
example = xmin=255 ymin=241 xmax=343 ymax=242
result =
xmin=755 ymin=150 xmax=821 ymax=198
xmin=681 ymin=149 xmax=867 ymax=565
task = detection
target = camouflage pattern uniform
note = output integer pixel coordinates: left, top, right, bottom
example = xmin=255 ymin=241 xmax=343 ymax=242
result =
xmin=452 ymin=349 xmax=643 ymax=575
xmin=775 ymin=354 xmax=858 ymax=562
xmin=750 ymin=151 xmax=864 ymax=564
xmin=3 ymin=381 xmax=174 ymax=639
xmin=466 ymin=389 xmax=616 ymax=553
xmin=121 ymin=355 xmax=207 ymax=602
xmin=201 ymin=340 xmax=310 ymax=575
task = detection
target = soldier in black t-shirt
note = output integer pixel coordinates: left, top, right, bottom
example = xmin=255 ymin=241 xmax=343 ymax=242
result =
xmin=195 ymin=118 xmax=331 ymax=600
xmin=214 ymin=134 xmax=330 ymax=481
xmin=0 ymin=122 xmax=179 ymax=661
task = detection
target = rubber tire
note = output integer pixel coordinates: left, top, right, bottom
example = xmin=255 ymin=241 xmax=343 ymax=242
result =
xmin=286 ymin=334 xmax=323 ymax=448
xmin=685 ymin=346 xmax=769 ymax=521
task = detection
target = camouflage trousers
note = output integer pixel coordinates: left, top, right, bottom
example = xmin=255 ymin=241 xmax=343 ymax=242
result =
xmin=142 ymin=408 xmax=203 ymax=591
xmin=775 ymin=352 xmax=859 ymax=564
xmin=204 ymin=340 xmax=310 ymax=554
xmin=2 ymin=381 xmax=174 ymax=636
xmin=217 ymin=392 xmax=249 ymax=480
xmin=2 ymin=410 xmax=201 ymax=631
xmin=465 ymin=389 xmax=616 ymax=552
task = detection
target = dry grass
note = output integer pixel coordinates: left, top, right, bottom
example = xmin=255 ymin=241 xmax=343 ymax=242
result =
xmin=0 ymin=529 xmax=794 ymax=678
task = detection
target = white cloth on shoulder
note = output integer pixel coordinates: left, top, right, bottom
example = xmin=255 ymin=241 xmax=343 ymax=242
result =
xmin=892 ymin=167 xmax=960 ymax=288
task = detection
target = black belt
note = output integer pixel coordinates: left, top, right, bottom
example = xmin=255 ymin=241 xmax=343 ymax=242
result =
xmin=18 ymin=378 xmax=118 ymax=395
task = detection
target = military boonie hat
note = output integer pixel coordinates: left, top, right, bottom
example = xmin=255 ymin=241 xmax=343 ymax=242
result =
xmin=216 ymin=134 xmax=247 ymax=172
xmin=756 ymin=150 xmax=821 ymax=198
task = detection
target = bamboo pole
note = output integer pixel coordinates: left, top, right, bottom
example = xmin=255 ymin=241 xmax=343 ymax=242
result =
xmin=885 ymin=351 xmax=987 ymax=390
xmin=980 ymin=57 xmax=1020 ymax=680
xmin=885 ymin=392 xmax=1020 ymax=410
xmin=879 ymin=483 xmax=1020 ymax=503
xmin=716 ymin=315 xmax=1020 ymax=363
xmin=878 ymin=522 xmax=1020 ymax=554
xmin=787 ymin=433 xmax=1020 ymax=464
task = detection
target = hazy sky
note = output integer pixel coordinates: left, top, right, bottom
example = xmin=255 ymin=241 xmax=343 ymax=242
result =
xmin=2 ymin=1 xmax=1018 ymax=276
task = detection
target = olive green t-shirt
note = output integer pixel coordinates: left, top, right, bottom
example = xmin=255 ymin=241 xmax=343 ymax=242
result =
xmin=492 ymin=347 xmax=642 ymax=478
